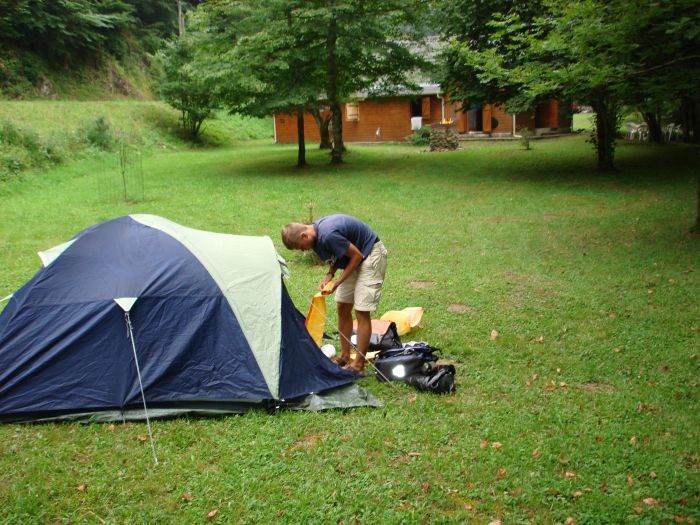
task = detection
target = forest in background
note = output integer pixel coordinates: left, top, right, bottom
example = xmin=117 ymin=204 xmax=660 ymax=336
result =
xmin=0 ymin=0 xmax=201 ymax=99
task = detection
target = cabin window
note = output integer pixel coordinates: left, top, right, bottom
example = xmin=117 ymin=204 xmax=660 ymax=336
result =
xmin=346 ymin=103 xmax=360 ymax=122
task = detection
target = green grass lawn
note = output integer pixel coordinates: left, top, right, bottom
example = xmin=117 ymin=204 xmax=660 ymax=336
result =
xmin=0 ymin=126 xmax=699 ymax=524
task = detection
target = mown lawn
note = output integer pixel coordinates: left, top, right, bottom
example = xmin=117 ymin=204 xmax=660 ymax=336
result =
xmin=0 ymin=132 xmax=698 ymax=524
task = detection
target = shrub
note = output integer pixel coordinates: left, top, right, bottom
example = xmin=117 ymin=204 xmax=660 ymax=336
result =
xmin=83 ymin=116 xmax=114 ymax=150
xmin=409 ymin=125 xmax=432 ymax=146
xmin=519 ymin=126 xmax=532 ymax=150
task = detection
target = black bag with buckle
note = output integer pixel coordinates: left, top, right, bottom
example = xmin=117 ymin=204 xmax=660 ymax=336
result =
xmin=374 ymin=342 xmax=439 ymax=381
xmin=374 ymin=342 xmax=455 ymax=394
xmin=404 ymin=364 xmax=456 ymax=394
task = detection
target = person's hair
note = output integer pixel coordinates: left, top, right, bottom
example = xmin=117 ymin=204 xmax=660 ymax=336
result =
xmin=281 ymin=222 xmax=308 ymax=249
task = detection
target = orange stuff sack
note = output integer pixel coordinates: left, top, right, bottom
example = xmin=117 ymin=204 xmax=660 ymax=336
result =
xmin=380 ymin=307 xmax=424 ymax=336
xmin=304 ymin=282 xmax=334 ymax=347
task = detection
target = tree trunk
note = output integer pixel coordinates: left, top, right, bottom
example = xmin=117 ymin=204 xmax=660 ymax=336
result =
xmin=177 ymin=0 xmax=185 ymax=36
xmin=591 ymin=94 xmax=619 ymax=171
xmin=296 ymin=108 xmax=306 ymax=168
xmin=326 ymin=2 xmax=344 ymax=164
xmin=696 ymin=173 xmax=700 ymax=231
xmin=309 ymin=106 xmax=332 ymax=149
xmin=642 ymin=111 xmax=663 ymax=143
xmin=680 ymin=96 xmax=700 ymax=143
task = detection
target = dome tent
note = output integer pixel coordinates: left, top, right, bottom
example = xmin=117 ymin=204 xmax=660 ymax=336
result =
xmin=0 ymin=215 xmax=378 ymax=423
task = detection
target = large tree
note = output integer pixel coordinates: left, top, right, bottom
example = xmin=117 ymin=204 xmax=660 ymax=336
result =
xmin=439 ymin=0 xmax=699 ymax=171
xmin=188 ymin=0 xmax=427 ymax=165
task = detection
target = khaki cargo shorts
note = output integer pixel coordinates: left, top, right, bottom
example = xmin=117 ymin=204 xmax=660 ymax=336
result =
xmin=335 ymin=241 xmax=388 ymax=311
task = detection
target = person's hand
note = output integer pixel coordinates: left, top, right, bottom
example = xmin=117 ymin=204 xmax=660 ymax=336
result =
xmin=320 ymin=274 xmax=333 ymax=293
xmin=321 ymin=281 xmax=337 ymax=295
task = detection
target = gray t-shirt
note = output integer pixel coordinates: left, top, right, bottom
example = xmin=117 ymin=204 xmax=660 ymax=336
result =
xmin=313 ymin=214 xmax=378 ymax=269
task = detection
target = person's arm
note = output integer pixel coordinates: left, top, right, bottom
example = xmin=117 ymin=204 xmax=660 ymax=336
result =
xmin=320 ymin=263 xmax=338 ymax=291
xmin=322 ymin=243 xmax=364 ymax=295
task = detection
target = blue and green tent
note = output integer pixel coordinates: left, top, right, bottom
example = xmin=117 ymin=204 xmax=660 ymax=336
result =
xmin=0 ymin=215 xmax=377 ymax=423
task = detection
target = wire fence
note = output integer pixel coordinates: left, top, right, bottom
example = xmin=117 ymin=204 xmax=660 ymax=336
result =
xmin=97 ymin=143 xmax=144 ymax=203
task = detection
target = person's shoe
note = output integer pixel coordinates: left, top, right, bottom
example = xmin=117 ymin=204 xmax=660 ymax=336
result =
xmin=343 ymin=361 xmax=365 ymax=374
xmin=333 ymin=356 xmax=350 ymax=367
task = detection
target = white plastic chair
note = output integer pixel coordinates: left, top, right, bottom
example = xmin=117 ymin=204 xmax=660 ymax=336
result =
xmin=637 ymin=123 xmax=649 ymax=141
xmin=665 ymin=123 xmax=676 ymax=141
xmin=625 ymin=122 xmax=640 ymax=140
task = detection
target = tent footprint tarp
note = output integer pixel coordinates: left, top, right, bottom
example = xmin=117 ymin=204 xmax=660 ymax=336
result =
xmin=0 ymin=215 xmax=378 ymax=423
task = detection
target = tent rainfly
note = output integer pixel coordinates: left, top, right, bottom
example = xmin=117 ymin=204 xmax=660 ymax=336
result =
xmin=0 ymin=215 xmax=379 ymax=423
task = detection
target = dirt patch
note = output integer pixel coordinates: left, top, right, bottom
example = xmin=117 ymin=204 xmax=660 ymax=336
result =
xmin=576 ymin=381 xmax=615 ymax=393
xmin=409 ymin=281 xmax=436 ymax=289
xmin=448 ymin=303 xmax=476 ymax=314
xmin=288 ymin=432 xmax=325 ymax=453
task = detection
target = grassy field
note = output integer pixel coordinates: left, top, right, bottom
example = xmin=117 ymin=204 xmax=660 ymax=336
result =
xmin=0 ymin=115 xmax=698 ymax=524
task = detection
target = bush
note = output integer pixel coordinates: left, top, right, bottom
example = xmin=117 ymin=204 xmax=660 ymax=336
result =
xmin=83 ymin=116 xmax=114 ymax=150
xmin=519 ymin=126 xmax=532 ymax=150
xmin=0 ymin=120 xmax=73 ymax=180
xmin=409 ymin=125 xmax=432 ymax=146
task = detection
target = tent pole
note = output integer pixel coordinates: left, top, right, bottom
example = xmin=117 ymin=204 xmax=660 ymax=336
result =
xmin=0 ymin=294 xmax=12 ymax=303
xmin=124 ymin=312 xmax=158 ymax=465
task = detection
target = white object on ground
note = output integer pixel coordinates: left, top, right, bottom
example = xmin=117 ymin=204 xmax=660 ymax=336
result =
xmin=321 ymin=344 xmax=336 ymax=359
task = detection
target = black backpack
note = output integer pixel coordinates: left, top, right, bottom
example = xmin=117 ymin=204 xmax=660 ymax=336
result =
xmin=374 ymin=342 xmax=455 ymax=393
xmin=404 ymin=364 xmax=456 ymax=394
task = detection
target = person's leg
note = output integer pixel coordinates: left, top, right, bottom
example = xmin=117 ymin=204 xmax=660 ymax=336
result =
xmin=336 ymin=302 xmax=354 ymax=365
xmin=351 ymin=309 xmax=371 ymax=372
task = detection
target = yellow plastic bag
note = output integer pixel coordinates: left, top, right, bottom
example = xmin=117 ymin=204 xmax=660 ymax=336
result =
xmin=380 ymin=307 xmax=424 ymax=336
xmin=305 ymin=282 xmax=334 ymax=347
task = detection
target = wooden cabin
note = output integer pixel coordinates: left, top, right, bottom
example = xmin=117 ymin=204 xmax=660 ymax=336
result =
xmin=273 ymin=84 xmax=572 ymax=143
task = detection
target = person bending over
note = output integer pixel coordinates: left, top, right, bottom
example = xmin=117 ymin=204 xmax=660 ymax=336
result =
xmin=282 ymin=214 xmax=388 ymax=373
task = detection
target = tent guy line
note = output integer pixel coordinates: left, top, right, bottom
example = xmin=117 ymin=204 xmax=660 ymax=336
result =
xmin=122 ymin=308 xmax=158 ymax=466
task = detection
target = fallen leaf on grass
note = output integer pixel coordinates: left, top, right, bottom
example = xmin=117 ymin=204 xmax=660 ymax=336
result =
xmin=643 ymin=497 xmax=660 ymax=506
xmin=630 ymin=436 xmax=638 ymax=445
xmin=421 ymin=482 xmax=430 ymax=493
xmin=565 ymin=518 xmax=577 ymax=524
xmin=634 ymin=507 xmax=644 ymax=514
xmin=107 ymin=424 xmax=115 ymax=432
xmin=627 ymin=476 xmax=635 ymax=485
xmin=181 ymin=492 xmax=194 ymax=502
xmin=137 ymin=435 xmax=147 ymax=442
xmin=491 ymin=442 xmax=503 ymax=450
xmin=612 ymin=347 xmax=622 ymax=353
xmin=649 ymin=471 xmax=657 ymax=479
xmin=564 ymin=470 xmax=576 ymax=479
xmin=490 ymin=329 xmax=499 ymax=341
xmin=480 ymin=439 xmax=489 ymax=448
xmin=76 ymin=485 xmax=88 ymax=491
xmin=496 ymin=468 xmax=507 ymax=478
xmin=572 ymin=491 xmax=583 ymax=498
xmin=532 ymin=449 xmax=541 ymax=459
xmin=487 ymin=520 xmax=501 ymax=525
xmin=600 ymin=483 xmax=608 ymax=492
xmin=207 ymin=509 xmax=219 ymax=520
xmin=537 ymin=335 xmax=544 ymax=343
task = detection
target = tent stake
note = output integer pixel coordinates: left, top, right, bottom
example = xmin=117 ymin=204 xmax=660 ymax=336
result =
xmin=124 ymin=312 xmax=158 ymax=465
